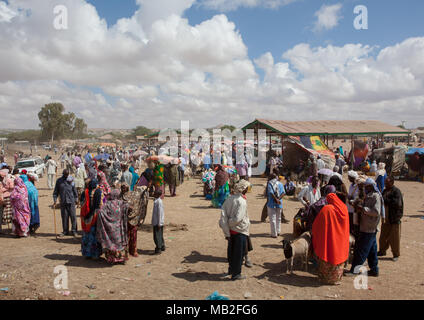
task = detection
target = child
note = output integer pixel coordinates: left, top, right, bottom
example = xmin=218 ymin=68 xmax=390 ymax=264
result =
xmin=152 ymin=190 xmax=165 ymax=254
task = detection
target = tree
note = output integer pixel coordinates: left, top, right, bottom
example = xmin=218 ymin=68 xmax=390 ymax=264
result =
xmin=73 ymin=118 xmax=88 ymax=139
xmin=133 ymin=126 xmax=153 ymax=137
xmin=38 ymin=103 xmax=88 ymax=142
xmin=220 ymin=125 xmax=237 ymax=132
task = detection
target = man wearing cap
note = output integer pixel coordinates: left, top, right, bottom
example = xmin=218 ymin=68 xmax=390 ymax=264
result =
xmin=346 ymin=178 xmax=384 ymax=277
xmin=219 ymin=180 xmax=251 ymax=281
xmin=53 ymin=170 xmax=78 ymax=237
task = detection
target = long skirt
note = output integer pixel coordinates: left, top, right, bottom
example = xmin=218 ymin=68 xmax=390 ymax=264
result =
xmin=12 ymin=204 xmax=31 ymax=237
xmin=81 ymin=226 xmax=102 ymax=259
xmin=105 ymin=248 xmax=129 ymax=264
xmin=29 ymin=205 xmax=40 ymax=233
xmin=2 ymin=197 xmax=12 ymax=225
xmin=211 ymin=183 xmax=230 ymax=208
xmin=128 ymin=224 xmax=138 ymax=256
xmin=316 ymin=257 xmax=345 ymax=285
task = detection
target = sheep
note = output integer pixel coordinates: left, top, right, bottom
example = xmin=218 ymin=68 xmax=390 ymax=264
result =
xmin=282 ymin=231 xmax=312 ymax=274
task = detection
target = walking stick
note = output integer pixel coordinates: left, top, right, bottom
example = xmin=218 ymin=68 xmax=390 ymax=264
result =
xmin=52 ymin=204 xmax=58 ymax=239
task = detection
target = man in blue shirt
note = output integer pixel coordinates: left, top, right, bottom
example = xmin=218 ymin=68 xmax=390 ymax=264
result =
xmin=266 ymin=174 xmax=288 ymax=238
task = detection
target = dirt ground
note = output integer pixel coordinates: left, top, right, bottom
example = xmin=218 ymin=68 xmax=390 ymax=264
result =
xmin=0 ymin=146 xmax=424 ymax=301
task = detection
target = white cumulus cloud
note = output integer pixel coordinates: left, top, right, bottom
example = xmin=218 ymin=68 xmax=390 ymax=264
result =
xmin=0 ymin=0 xmax=423 ymax=130
xmin=313 ymin=3 xmax=343 ymax=32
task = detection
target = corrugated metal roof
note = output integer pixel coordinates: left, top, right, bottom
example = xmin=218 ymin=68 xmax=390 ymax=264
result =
xmin=243 ymin=119 xmax=410 ymax=136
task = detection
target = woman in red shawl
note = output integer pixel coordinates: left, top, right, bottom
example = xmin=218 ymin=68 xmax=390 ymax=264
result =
xmin=312 ymin=193 xmax=350 ymax=285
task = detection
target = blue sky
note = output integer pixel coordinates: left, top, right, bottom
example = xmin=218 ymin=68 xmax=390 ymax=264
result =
xmin=2 ymin=0 xmax=424 ymax=129
xmin=88 ymin=0 xmax=424 ymax=61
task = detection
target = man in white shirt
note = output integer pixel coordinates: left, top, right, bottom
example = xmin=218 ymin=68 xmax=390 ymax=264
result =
xmin=46 ymin=156 xmax=58 ymax=190
xmin=347 ymin=170 xmax=360 ymax=232
xmin=298 ymin=176 xmax=321 ymax=207
xmin=317 ymin=155 xmax=326 ymax=171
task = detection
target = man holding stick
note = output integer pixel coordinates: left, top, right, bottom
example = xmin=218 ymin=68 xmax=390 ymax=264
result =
xmin=53 ymin=169 xmax=78 ymax=237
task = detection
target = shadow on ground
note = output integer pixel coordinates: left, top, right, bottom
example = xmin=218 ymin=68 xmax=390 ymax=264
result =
xmin=182 ymin=250 xmax=227 ymax=264
xmin=255 ymin=261 xmax=322 ymax=288
xmin=44 ymin=253 xmax=113 ymax=268
xmin=172 ymin=271 xmax=229 ymax=282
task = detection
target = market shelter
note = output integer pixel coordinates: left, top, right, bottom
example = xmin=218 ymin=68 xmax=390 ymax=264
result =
xmin=242 ymin=119 xmax=410 ymax=172
xmin=242 ymin=119 xmax=410 ymax=137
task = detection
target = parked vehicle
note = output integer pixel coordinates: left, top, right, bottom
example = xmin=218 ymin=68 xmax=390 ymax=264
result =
xmin=15 ymin=157 xmax=46 ymax=179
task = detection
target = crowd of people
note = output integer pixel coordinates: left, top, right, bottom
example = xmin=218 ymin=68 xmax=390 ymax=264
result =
xmin=0 ymin=165 xmax=40 ymax=237
xmin=0 ymin=141 xmax=408 ymax=286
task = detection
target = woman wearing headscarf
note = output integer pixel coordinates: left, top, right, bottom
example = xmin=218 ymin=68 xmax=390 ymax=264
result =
xmin=212 ymin=165 xmax=230 ymax=208
xmin=87 ymin=161 xmax=97 ymax=181
xmin=375 ymin=162 xmax=387 ymax=193
xmin=312 ymin=193 xmax=350 ymax=285
xmin=75 ymin=163 xmax=87 ymax=208
xmin=80 ymin=179 xmax=103 ymax=260
xmin=202 ymin=169 xmax=216 ymax=200
xmin=10 ymin=177 xmax=31 ymax=237
xmin=327 ymin=175 xmax=348 ymax=203
xmin=96 ymin=189 xmax=129 ymax=264
xmin=153 ymin=160 xmax=165 ymax=199
xmin=109 ymin=160 xmax=121 ymax=187
xmin=138 ymin=162 xmax=154 ymax=187
xmin=97 ymin=164 xmax=111 ymax=197
xmin=0 ymin=168 xmax=14 ymax=230
xmin=302 ymin=184 xmax=337 ymax=232
xmin=121 ymin=183 xmax=148 ymax=257
xmin=128 ymin=166 xmax=140 ymax=192
xmin=20 ymin=174 xmax=40 ymax=234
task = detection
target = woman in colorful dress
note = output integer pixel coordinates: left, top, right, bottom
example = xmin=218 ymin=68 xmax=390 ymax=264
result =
xmin=153 ymin=161 xmax=165 ymax=199
xmin=109 ymin=160 xmax=121 ymax=187
xmin=20 ymin=174 xmax=40 ymax=234
xmin=80 ymin=179 xmax=103 ymax=260
xmin=212 ymin=165 xmax=230 ymax=208
xmin=96 ymin=189 xmax=129 ymax=264
xmin=121 ymin=183 xmax=148 ymax=257
xmin=0 ymin=168 xmax=14 ymax=230
xmin=97 ymin=165 xmax=111 ymax=197
xmin=312 ymin=193 xmax=350 ymax=285
xmin=202 ymin=169 xmax=215 ymax=200
xmin=10 ymin=177 xmax=31 ymax=238
xmin=129 ymin=166 xmax=140 ymax=191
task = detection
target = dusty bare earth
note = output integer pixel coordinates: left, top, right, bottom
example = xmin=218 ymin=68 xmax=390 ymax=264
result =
xmin=0 ymin=149 xmax=424 ymax=301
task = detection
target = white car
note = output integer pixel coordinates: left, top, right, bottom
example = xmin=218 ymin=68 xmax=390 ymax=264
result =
xmin=15 ymin=157 xmax=46 ymax=179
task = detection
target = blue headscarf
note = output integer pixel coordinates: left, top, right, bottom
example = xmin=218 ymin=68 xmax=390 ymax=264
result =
xmin=365 ymin=178 xmax=385 ymax=219
xmin=129 ymin=166 xmax=139 ymax=191
xmin=20 ymin=175 xmax=40 ymax=227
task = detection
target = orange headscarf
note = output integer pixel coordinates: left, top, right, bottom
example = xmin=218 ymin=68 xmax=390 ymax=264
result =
xmin=312 ymin=193 xmax=350 ymax=265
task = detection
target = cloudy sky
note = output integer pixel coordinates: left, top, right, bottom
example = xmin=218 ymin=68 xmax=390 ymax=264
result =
xmin=0 ymin=0 xmax=423 ymax=130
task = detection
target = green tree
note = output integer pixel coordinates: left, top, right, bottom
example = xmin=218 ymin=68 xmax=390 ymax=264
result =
xmin=38 ymin=103 xmax=88 ymax=142
xmin=133 ymin=126 xmax=153 ymax=137
xmin=220 ymin=125 xmax=236 ymax=131
xmin=73 ymin=117 xmax=88 ymax=139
